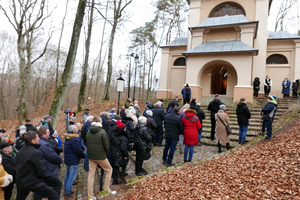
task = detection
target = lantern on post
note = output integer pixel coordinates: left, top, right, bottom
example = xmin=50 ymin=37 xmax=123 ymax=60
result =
xmin=117 ymin=73 xmax=125 ymax=115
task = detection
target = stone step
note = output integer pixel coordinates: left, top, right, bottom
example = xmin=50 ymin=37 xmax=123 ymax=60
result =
xmin=201 ymin=132 xmax=255 ymax=142
xmin=201 ymin=128 xmax=260 ymax=135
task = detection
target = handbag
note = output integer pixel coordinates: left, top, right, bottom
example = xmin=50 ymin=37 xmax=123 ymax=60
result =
xmin=254 ymin=86 xmax=260 ymax=90
xmin=217 ymin=114 xmax=232 ymax=135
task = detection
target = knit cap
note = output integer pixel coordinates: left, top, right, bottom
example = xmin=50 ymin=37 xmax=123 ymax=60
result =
xmin=116 ymin=120 xmax=126 ymax=130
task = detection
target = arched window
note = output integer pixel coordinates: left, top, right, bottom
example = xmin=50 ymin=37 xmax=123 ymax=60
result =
xmin=266 ymin=54 xmax=288 ymax=64
xmin=209 ymin=3 xmax=245 ymax=17
xmin=174 ymin=57 xmax=186 ymax=66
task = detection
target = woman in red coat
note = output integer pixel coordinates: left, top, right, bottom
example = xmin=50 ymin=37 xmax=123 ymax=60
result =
xmin=182 ymin=109 xmax=202 ymax=162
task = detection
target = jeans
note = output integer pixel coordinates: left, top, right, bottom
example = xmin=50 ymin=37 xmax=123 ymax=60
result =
xmin=84 ymin=141 xmax=89 ymax=170
xmin=34 ymin=175 xmax=62 ymax=200
xmin=155 ymin=125 xmax=163 ymax=145
xmin=184 ymin=145 xmax=194 ymax=161
xmin=162 ymin=138 xmax=178 ymax=164
xmin=179 ymin=135 xmax=184 ymax=150
xmin=16 ymin=184 xmax=59 ymax=200
xmin=64 ymin=165 xmax=78 ymax=195
xmin=238 ymin=125 xmax=248 ymax=143
xmin=265 ymin=120 xmax=273 ymax=138
xmin=198 ymin=129 xmax=202 ymax=142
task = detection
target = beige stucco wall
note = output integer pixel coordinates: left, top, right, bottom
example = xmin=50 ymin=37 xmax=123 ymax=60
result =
xmin=170 ymin=67 xmax=186 ymax=97
xmin=204 ymin=28 xmax=238 ymax=42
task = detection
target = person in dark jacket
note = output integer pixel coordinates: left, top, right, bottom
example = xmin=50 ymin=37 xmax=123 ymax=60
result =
xmin=24 ymin=119 xmax=37 ymax=132
xmin=48 ymin=130 xmax=63 ymax=155
xmin=0 ymin=142 xmax=16 ymax=200
xmin=181 ymin=84 xmax=191 ymax=104
xmin=282 ymin=77 xmax=291 ymax=98
xmin=166 ymin=97 xmax=179 ymax=114
xmin=86 ymin=117 xmax=113 ymax=198
xmin=166 ymin=101 xmax=176 ymax=114
xmin=207 ymin=94 xmax=223 ymax=140
xmin=110 ymin=120 xmax=129 ymax=184
xmin=16 ymin=131 xmax=59 ymax=200
xmin=195 ymin=103 xmax=205 ymax=146
xmin=253 ymin=77 xmax=260 ymax=97
xmin=40 ymin=116 xmax=55 ymax=135
xmin=135 ymin=116 xmax=152 ymax=176
xmin=13 ymin=130 xmax=26 ymax=155
xmin=106 ymin=115 xmax=122 ymax=143
xmin=152 ymin=101 xmax=165 ymax=146
xmin=63 ymin=125 xmax=85 ymax=199
xmin=190 ymin=98 xmax=196 ymax=109
xmin=15 ymin=125 xmax=26 ymax=140
xmin=145 ymin=110 xmax=157 ymax=144
xmin=120 ymin=106 xmax=126 ymax=119
xmin=100 ymin=112 xmax=110 ymax=132
xmin=260 ymin=95 xmax=277 ymax=142
xmin=81 ymin=115 xmax=94 ymax=171
xmin=122 ymin=111 xmax=135 ymax=151
xmin=163 ymin=107 xmax=183 ymax=166
xmin=35 ymin=126 xmax=62 ymax=200
xmin=236 ymin=98 xmax=251 ymax=144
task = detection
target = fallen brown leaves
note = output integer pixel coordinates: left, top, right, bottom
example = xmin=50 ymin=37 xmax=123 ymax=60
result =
xmin=122 ymin=121 xmax=300 ymax=199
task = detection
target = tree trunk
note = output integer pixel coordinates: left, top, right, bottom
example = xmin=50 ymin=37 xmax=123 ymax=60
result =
xmin=49 ymin=0 xmax=87 ymax=129
xmin=77 ymin=0 xmax=94 ymax=112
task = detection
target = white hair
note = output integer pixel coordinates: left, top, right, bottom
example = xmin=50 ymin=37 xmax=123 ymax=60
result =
xmin=68 ymin=125 xmax=77 ymax=132
xmin=86 ymin=115 xmax=94 ymax=122
xmin=156 ymin=101 xmax=162 ymax=106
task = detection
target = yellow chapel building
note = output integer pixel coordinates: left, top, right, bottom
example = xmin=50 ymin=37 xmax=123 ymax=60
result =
xmin=157 ymin=0 xmax=300 ymax=102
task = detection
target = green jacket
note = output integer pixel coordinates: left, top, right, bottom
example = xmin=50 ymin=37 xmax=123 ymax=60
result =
xmin=86 ymin=123 xmax=109 ymax=160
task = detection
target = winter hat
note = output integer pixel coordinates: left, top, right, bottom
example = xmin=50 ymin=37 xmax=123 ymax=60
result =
xmin=0 ymin=129 xmax=6 ymax=133
xmin=125 ymin=109 xmax=132 ymax=118
xmin=83 ymin=109 xmax=90 ymax=115
xmin=25 ymin=119 xmax=31 ymax=122
xmin=145 ymin=110 xmax=153 ymax=117
xmin=113 ymin=115 xmax=121 ymax=120
xmin=268 ymin=95 xmax=274 ymax=100
xmin=186 ymin=83 xmax=189 ymax=87
xmin=52 ymin=130 xmax=58 ymax=136
xmin=0 ymin=142 xmax=12 ymax=150
xmin=116 ymin=120 xmax=126 ymax=130
xmin=19 ymin=125 xmax=26 ymax=131
xmin=272 ymin=95 xmax=277 ymax=100
xmin=138 ymin=116 xmax=147 ymax=124
xmin=219 ymin=104 xmax=226 ymax=110
xmin=44 ymin=116 xmax=52 ymax=120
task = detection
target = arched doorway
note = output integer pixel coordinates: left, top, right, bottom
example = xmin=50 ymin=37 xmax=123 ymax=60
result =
xmin=211 ymin=66 xmax=227 ymax=94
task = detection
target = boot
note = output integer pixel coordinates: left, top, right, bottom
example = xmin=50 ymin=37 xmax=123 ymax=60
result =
xmin=184 ymin=159 xmax=188 ymax=163
xmin=226 ymin=143 xmax=230 ymax=150
xmin=217 ymin=141 xmax=222 ymax=153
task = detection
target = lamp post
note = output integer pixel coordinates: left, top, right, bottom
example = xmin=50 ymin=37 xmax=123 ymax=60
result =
xmin=127 ymin=53 xmax=134 ymax=98
xmin=117 ymin=73 xmax=125 ymax=115
xmin=155 ymin=78 xmax=158 ymax=99
xmin=133 ymin=54 xmax=139 ymax=102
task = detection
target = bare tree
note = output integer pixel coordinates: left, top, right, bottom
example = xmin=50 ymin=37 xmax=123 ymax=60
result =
xmin=49 ymin=0 xmax=87 ymax=128
xmin=0 ymin=0 xmax=52 ymax=125
xmin=102 ymin=0 xmax=132 ymax=101
xmin=77 ymin=0 xmax=95 ymax=112
xmin=273 ymin=0 xmax=298 ymax=31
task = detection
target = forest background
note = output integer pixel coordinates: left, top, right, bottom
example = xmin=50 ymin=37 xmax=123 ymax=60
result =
xmin=0 ymin=0 xmax=299 ymax=128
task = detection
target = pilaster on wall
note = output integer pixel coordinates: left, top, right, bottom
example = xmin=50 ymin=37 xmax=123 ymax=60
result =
xmin=189 ymin=0 xmax=202 ymax=27
xmin=294 ymin=41 xmax=300 ymax=79
xmin=233 ymin=86 xmax=253 ymax=102
xmin=252 ymin=0 xmax=269 ymax=90
xmin=240 ymin=24 xmax=256 ymax=47
xmin=158 ymin=48 xmax=170 ymax=92
xmin=189 ymin=84 xmax=202 ymax=102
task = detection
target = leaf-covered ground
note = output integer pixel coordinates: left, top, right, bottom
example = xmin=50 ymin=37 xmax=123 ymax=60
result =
xmin=123 ymin=121 xmax=300 ymax=199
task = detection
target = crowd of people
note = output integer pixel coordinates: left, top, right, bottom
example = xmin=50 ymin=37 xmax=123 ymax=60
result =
xmin=0 ymin=94 xmax=278 ymax=200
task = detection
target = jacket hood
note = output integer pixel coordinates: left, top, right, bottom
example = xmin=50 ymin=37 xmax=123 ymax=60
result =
xmin=64 ymin=133 xmax=79 ymax=140
xmin=135 ymin=122 xmax=146 ymax=130
xmin=237 ymin=102 xmax=246 ymax=107
xmin=270 ymin=100 xmax=277 ymax=105
xmin=195 ymin=104 xmax=200 ymax=111
xmin=213 ymin=99 xmax=221 ymax=104
xmin=113 ymin=127 xmax=127 ymax=137
xmin=89 ymin=125 xmax=102 ymax=134
xmin=185 ymin=109 xmax=197 ymax=114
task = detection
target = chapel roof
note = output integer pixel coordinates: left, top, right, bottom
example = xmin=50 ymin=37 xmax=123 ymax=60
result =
xmin=182 ymin=39 xmax=258 ymax=56
xmin=160 ymin=37 xmax=188 ymax=48
xmin=267 ymin=31 xmax=300 ymax=40
xmin=192 ymin=14 xmax=255 ymax=29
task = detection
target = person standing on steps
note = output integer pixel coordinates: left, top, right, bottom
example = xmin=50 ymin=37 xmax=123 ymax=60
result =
xmin=253 ymin=77 xmax=260 ymax=97
xmin=181 ymin=84 xmax=191 ymax=105
xmin=195 ymin=103 xmax=205 ymax=146
xmin=282 ymin=77 xmax=291 ymax=98
xmin=260 ymin=95 xmax=277 ymax=142
xmin=207 ymin=94 xmax=223 ymax=141
xmin=215 ymin=104 xmax=230 ymax=153
xmin=264 ymin=75 xmax=272 ymax=97
xmin=236 ymin=98 xmax=251 ymax=145
xmin=163 ymin=106 xmax=183 ymax=167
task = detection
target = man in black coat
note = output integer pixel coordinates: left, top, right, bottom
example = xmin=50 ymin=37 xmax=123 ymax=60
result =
xmin=152 ymin=101 xmax=165 ymax=146
xmin=0 ymin=142 xmax=16 ymax=200
xmin=16 ymin=131 xmax=59 ymax=200
xmin=195 ymin=103 xmax=205 ymax=146
xmin=166 ymin=97 xmax=179 ymax=114
xmin=207 ymin=94 xmax=223 ymax=140
xmin=162 ymin=107 xmax=183 ymax=166
xmin=236 ymin=98 xmax=251 ymax=144
xmin=25 ymin=119 xmax=37 ymax=132
xmin=144 ymin=110 xmax=157 ymax=144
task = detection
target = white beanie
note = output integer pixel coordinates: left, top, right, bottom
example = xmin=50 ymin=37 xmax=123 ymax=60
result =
xmin=138 ymin=116 xmax=147 ymax=124
xmin=145 ymin=110 xmax=153 ymax=117
xmin=125 ymin=109 xmax=132 ymax=118
xmin=219 ymin=104 xmax=226 ymax=110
